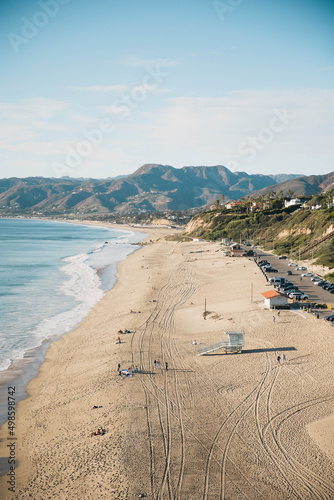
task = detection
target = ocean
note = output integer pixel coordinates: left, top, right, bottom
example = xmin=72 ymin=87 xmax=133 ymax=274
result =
xmin=0 ymin=219 xmax=145 ymax=419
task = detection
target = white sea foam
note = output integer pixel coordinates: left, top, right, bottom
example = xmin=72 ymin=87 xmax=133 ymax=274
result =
xmin=0 ymin=253 xmax=104 ymax=372
xmin=59 ymin=253 xmax=104 ymax=306
xmin=0 ymin=221 xmax=146 ymax=376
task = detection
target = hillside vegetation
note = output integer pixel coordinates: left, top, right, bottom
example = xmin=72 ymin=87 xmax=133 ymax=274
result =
xmin=182 ymin=191 xmax=334 ymax=269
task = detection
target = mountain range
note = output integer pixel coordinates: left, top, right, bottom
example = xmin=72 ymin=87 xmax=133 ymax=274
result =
xmin=0 ymin=164 xmax=332 ymax=215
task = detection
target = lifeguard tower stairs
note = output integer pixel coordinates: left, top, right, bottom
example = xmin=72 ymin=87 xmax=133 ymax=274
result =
xmin=198 ymin=331 xmax=245 ymax=356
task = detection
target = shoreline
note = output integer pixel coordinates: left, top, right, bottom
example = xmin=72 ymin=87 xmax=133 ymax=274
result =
xmin=0 ymin=220 xmax=166 ymax=428
xmin=0 ymin=223 xmax=177 ymax=498
xmin=0 ymin=233 xmax=333 ymax=498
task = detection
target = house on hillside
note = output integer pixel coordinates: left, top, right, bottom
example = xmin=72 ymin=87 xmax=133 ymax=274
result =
xmin=250 ymin=202 xmax=260 ymax=212
xmin=225 ymin=201 xmax=243 ymax=210
xmin=249 ymin=201 xmax=270 ymax=212
xmin=261 ymin=290 xmax=288 ymax=309
xmin=225 ymin=201 xmax=235 ymax=209
xmin=328 ymin=197 xmax=334 ymax=208
xmin=284 ymin=198 xmax=304 ymax=208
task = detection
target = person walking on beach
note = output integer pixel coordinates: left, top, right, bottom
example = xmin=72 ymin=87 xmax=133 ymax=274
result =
xmin=117 ymin=363 xmax=120 ymax=373
xmin=157 ymin=359 xmax=160 ymax=369
xmin=277 ymin=354 xmax=281 ymax=364
xmin=165 ymin=361 xmax=168 ymax=371
xmin=282 ymin=353 xmax=286 ymax=363
xmin=277 ymin=310 xmax=280 ymax=318
xmin=153 ymin=359 xmax=156 ymax=369
xmin=273 ymin=315 xmax=275 ymax=323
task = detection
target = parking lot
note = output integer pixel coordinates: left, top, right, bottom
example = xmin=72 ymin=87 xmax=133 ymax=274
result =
xmin=252 ymin=249 xmax=334 ymax=316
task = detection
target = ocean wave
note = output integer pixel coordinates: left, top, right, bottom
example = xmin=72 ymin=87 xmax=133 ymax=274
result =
xmin=0 ymin=253 xmax=104 ymax=372
xmin=59 ymin=253 xmax=104 ymax=306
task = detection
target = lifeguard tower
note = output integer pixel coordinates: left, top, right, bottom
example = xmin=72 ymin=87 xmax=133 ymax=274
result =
xmin=197 ymin=331 xmax=245 ymax=356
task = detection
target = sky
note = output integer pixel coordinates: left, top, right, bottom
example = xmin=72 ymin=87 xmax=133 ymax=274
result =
xmin=0 ymin=0 xmax=333 ymax=179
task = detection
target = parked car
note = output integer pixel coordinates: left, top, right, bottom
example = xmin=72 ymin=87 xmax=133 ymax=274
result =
xmin=311 ymin=276 xmax=322 ymax=281
xmin=301 ymin=272 xmax=313 ymax=277
xmin=314 ymin=281 xmax=325 ymax=286
xmin=288 ymin=263 xmax=298 ymax=267
xmin=280 ymin=283 xmax=292 ymax=289
xmin=282 ymin=286 xmax=299 ymax=293
xmin=297 ymin=266 xmax=307 ymax=270
xmin=321 ymin=283 xmax=331 ymax=289
xmin=279 ymin=256 xmax=287 ymax=259
xmin=299 ymin=293 xmax=309 ymax=300
xmin=289 ymin=292 xmax=301 ymax=299
xmin=286 ymin=270 xmax=292 ymax=275
xmin=324 ymin=314 xmax=334 ymax=322
xmin=273 ymin=277 xmax=286 ymax=285
xmin=266 ymin=268 xmax=278 ymax=273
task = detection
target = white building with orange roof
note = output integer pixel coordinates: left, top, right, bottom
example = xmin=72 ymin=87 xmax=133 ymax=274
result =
xmin=261 ymin=290 xmax=288 ymax=309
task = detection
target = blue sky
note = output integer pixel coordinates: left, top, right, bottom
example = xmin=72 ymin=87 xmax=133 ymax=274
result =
xmin=0 ymin=0 xmax=333 ymax=178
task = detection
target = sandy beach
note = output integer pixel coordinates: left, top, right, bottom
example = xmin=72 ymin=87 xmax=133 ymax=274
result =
xmin=0 ymin=228 xmax=333 ymax=499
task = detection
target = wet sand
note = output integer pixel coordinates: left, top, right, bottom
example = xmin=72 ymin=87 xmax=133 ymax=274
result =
xmin=0 ymin=233 xmax=333 ymax=499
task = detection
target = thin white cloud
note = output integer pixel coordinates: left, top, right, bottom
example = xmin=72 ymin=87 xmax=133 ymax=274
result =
xmin=0 ymin=123 xmax=36 ymax=142
xmin=129 ymin=88 xmax=334 ymax=173
xmin=0 ymin=98 xmax=68 ymax=121
xmin=99 ymin=105 xmax=129 ymax=115
xmin=2 ymin=89 xmax=333 ymax=179
xmin=1 ymin=141 xmax=63 ymax=155
xmin=66 ymin=84 xmax=129 ymax=93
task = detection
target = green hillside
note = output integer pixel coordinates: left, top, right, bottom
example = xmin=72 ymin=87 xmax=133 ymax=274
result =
xmin=182 ymin=191 xmax=334 ymax=269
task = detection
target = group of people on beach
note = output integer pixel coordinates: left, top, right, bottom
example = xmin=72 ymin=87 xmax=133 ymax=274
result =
xmin=116 ymin=328 xmax=132 ymax=343
xmin=90 ymin=427 xmax=105 ymax=437
xmin=153 ymin=359 xmax=168 ymax=370
xmin=117 ymin=363 xmax=138 ymax=378
xmin=277 ymin=353 xmax=286 ymax=364
xmin=118 ymin=328 xmax=131 ymax=334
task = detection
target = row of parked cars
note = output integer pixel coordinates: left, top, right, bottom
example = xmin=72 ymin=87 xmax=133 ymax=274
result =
xmin=310 ymin=276 xmax=334 ymax=294
xmin=276 ymin=278 xmax=309 ymax=300
xmin=257 ymin=260 xmax=278 ymax=273
xmin=257 ymin=260 xmax=308 ymax=300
